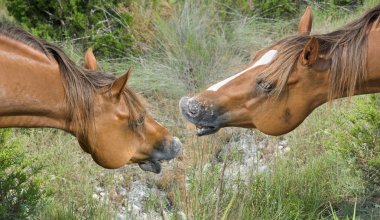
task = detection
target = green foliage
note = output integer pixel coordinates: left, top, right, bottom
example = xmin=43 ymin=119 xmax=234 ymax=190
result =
xmin=3 ymin=0 xmax=366 ymax=59
xmin=5 ymin=0 xmax=134 ymax=58
xmin=181 ymin=142 xmax=363 ymax=219
xmin=19 ymin=129 xmax=115 ymax=219
xmin=0 ymin=129 xmax=44 ymax=219
xmin=216 ymin=0 xmax=363 ymax=19
xmin=328 ymin=0 xmax=362 ymax=6
xmin=211 ymin=0 xmax=301 ymax=19
xmin=252 ymin=0 xmax=299 ymax=18
xmin=0 ymin=1 xmax=378 ymax=219
xmin=326 ymin=95 xmax=380 ymax=194
xmin=133 ymin=0 xmax=295 ymax=97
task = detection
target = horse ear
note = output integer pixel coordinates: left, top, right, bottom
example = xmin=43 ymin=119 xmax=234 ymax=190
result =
xmin=84 ymin=48 xmax=97 ymax=71
xmin=298 ymin=6 xmax=313 ymax=35
xmin=111 ymin=68 xmax=132 ymax=98
xmin=301 ymin=37 xmax=319 ymax=66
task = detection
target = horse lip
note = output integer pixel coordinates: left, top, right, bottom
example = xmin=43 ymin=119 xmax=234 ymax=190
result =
xmin=196 ymin=125 xmax=220 ymax=136
xmin=138 ymin=137 xmax=182 ymax=173
xmin=185 ymin=115 xmax=224 ymax=136
xmin=138 ymin=160 xmax=161 ymax=173
xmin=180 ymin=96 xmax=224 ymax=135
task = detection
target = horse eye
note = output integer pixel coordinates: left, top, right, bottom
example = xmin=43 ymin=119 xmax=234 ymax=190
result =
xmin=257 ymin=79 xmax=274 ymax=93
xmin=137 ymin=115 xmax=145 ymax=126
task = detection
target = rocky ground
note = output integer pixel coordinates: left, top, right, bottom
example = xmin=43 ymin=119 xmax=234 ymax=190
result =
xmin=91 ymin=130 xmax=290 ymax=219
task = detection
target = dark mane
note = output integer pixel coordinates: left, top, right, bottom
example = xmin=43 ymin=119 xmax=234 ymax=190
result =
xmin=0 ymin=22 xmax=146 ymax=140
xmin=262 ymin=4 xmax=380 ymax=100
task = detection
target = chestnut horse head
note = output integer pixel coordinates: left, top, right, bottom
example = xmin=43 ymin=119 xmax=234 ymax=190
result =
xmin=0 ymin=23 xmax=181 ymax=173
xmin=180 ymin=5 xmax=380 ymax=136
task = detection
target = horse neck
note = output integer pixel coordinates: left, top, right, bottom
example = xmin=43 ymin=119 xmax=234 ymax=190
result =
xmin=0 ymin=36 xmax=71 ymax=132
xmin=362 ymin=29 xmax=380 ymax=94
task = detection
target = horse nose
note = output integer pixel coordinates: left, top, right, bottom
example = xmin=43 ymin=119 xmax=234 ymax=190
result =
xmin=164 ymin=137 xmax=182 ymax=159
xmin=156 ymin=137 xmax=182 ymax=161
xmin=139 ymin=137 xmax=182 ymax=173
xmin=180 ymin=97 xmax=202 ymax=118
xmin=138 ymin=137 xmax=182 ymax=173
xmin=172 ymin=137 xmax=182 ymax=156
xmin=188 ymin=101 xmax=201 ymax=117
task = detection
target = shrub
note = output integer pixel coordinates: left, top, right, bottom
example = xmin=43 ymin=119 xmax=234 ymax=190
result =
xmin=0 ymin=129 xmax=44 ymax=219
xmin=5 ymin=0 xmax=134 ymax=58
xmin=326 ymin=95 xmax=380 ymax=194
xmin=216 ymin=0 xmax=363 ymax=19
xmin=252 ymin=0 xmax=299 ymax=18
xmin=132 ymin=0 xmax=296 ymax=97
xmin=330 ymin=0 xmax=363 ymax=6
xmin=212 ymin=0 xmax=300 ymax=19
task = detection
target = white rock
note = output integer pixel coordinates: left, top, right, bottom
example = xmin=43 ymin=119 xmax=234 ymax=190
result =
xmin=92 ymin=194 xmax=99 ymax=200
xmin=258 ymin=165 xmax=268 ymax=173
xmin=95 ymin=186 xmax=103 ymax=193
xmin=283 ymin=147 xmax=290 ymax=153
xmin=279 ymin=140 xmax=288 ymax=146
xmin=115 ymin=213 xmax=126 ymax=220
xmin=118 ymin=186 xmax=127 ymax=196
xmin=177 ymin=211 xmax=187 ymax=220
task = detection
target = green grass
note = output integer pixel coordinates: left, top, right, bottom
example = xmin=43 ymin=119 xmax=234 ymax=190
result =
xmin=0 ymin=0 xmax=8 ymax=19
xmin=12 ymin=129 xmax=114 ymax=219
xmin=148 ymin=1 xmax=379 ymax=219
xmin=129 ymin=0 xmax=296 ymax=98
xmin=1 ymin=0 xmax=380 ymax=219
xmin=0 ymin=129 xmax=44 ymax=219
xmin=166 ymin=100 xmax=378 ymax=219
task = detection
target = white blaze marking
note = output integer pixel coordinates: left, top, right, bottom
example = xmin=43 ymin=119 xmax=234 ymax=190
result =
xmin=207 ymin=50 xmax=278 ymax=91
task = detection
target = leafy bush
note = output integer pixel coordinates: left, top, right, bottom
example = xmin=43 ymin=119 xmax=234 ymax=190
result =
xmin=0 ymin=129 xmax=44 ymax=219
xmin=216 ymin=0 xmax=363 ymax=19
xmin=181 ymin=137 xmax=363 ymax=219
xmin=330 ymin=0 xmax=363 ymax=6
xmin=4 ymin=0 xmax=366 ymax=59
xmin=252 ymin=0 xmax=299 ymax=18
xmin=5 ymin=0 xmax=134 ymax=58
xmin=132 ymin=0 xmax=296 ymax=97
xmin=211 ymin=0 xmax=300 ymax=19
xmin=326 ymin=95 xmax=380 ymax=194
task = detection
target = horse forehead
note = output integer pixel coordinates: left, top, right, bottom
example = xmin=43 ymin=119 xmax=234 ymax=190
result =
xmin=207 ymin=49 xmax=278 ymax=91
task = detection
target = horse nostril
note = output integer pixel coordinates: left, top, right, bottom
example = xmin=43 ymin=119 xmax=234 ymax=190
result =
xmin=179 ymin=97 xmax=203 ymax=119
xmin=188 ymin=101 xmax=201 ymax=117
xmin=189 ymin=106 xmax=198 ymax=115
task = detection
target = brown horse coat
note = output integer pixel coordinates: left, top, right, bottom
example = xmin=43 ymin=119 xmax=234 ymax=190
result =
xmin=0 ymin=23 xmax=181 ymax=173
xmin=180 ymin=5 xmax=380 ymax=136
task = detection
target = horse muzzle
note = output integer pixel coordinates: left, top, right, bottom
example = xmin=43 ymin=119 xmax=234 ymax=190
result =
xmin=179 ymin=96 xmax=224 ymax=136
xmin=138 ymin=137 xmax=182 ymax=173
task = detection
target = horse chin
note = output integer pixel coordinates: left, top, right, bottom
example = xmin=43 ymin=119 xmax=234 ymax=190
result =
xmin=138 ymin=160 xmax=161 ymax=173
xmin=196 ymin=125 xmax=220 ymax=136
